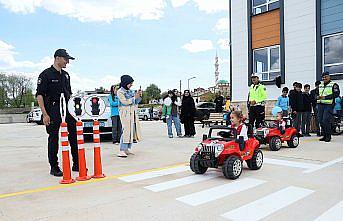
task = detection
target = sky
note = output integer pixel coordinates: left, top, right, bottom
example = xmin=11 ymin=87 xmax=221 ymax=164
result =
xmin=0 ymin=0 xmax=229 ymax=93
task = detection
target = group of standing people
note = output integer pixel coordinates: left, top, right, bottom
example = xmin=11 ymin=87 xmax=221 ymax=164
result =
xmin=37 ymin=48 xmax=142 ymax=178
xmin=275 ymin=72 xmax=341 ymax=142
xmin=161 ymin=89 xmax=196 ymax=138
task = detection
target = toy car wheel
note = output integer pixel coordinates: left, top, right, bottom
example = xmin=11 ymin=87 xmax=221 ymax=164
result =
xmin=222 ymin=156 xmax=242 ymax=180
xmin=246 ymin=149 xmax=263 ymax=170
xmin=190 ymin=153 xmax=208 ymax=174
xmin=287 ymin=135 xmax=299 ymax=148
xmin=269 ymin=136 xmax=282 ymax=151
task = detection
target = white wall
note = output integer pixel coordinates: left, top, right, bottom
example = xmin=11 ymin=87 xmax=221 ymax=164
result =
xmin=231 ymin=0 xmax=249 ymax=102
xmin=280 ymin=0 xmax=317 ymax=98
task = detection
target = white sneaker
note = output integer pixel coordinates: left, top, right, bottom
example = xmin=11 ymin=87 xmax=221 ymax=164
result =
xmin=125 ymin=150 xmax=135 ymax=155
xmin=117 ymin=151 xmax=128 ymax=158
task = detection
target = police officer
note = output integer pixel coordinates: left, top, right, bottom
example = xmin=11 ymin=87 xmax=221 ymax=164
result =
xmin=248 ymin=75 xmax=267 ymax=128
xmin=36 ymin=49 xmax=78 ymax=176
xmin=317 ymin=71 xmax=340 ymax=142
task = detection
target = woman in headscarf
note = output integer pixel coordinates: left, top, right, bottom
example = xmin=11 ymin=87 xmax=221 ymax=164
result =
xmin=117 ymin=75 xmax=142 ymax=157
xmin=180 ymin=90 xmax=196 ymax=137
xmin=108 ymin=85 xmax=122 ymax=144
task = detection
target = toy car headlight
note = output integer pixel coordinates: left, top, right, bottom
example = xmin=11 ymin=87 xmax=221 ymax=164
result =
xmin=215 ymin=144 xmax=224 ymax=157
xmin=216 ymin=144 xmax=224 ymax=152
xmin=195 ymin=143 xmax=203 ymax=153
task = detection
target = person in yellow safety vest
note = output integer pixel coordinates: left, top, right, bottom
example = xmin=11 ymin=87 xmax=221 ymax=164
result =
xmin=225 ymin=96 xmax=231 ymax=112
xmin=317 ymin=72 xmax=340 ymax=142
xmin=248 ymin=75 xmax=267 ymax=128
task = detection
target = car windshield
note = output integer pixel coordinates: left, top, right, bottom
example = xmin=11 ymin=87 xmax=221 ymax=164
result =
xmin=209 ymin=128 xmax=235 ymax=141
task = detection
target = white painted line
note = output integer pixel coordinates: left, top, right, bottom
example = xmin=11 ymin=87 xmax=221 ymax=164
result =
xmin=176 ymin=178 xmax=266 ymax=206
xmin=264 ymin=158 xmax=319 ymax=170
xmin=303 ymin=157 xmax=343 ymax=174
xmin=144 ymin=173 xmax=220 ymax=192
xmin=118 ymin=166 xmax=189 ymax=182
xmin=314 ymin=201 xmax=343 ymax=221
xmin=221 ymin=186 xmax=314 ymax=221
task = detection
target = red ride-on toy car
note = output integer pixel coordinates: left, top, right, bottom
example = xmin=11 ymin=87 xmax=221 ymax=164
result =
xmin=190 ymin=126 xmax=263 ymax=180
xmin=255 ymin=119 xmax=299 ymax=151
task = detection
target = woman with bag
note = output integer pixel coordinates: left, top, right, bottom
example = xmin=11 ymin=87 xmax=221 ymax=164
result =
xmin=117 ymin=75 xmax=142 ymax=158
xmin=180 ymin=90 xmax=196 ymax=137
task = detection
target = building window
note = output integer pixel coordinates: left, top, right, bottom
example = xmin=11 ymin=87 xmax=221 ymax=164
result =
xmin=252 ymin=0 xmax=280 ymax=15
xmin=323 ymin=33 xmax=343 ymax=76
xmin=253 ymin=45 xmax=280 ymax=81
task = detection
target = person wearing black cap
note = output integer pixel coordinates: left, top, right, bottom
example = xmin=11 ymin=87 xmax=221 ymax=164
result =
xmin=317 ymin=72 xmax=340 ymax=142
xmin=310 ymin=80 xmax=321 ymax=136
xmin=36 ymin=49 xmax=78 ymax=176
xmin=248 ymin=74 xmax=267 ymax=128
xmin=117 ymin=75 xmax=142 ymax=157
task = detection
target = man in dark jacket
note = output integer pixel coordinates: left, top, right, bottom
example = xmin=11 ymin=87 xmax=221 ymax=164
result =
xmin=288 ymin=82 xmax=298 ymax=111
xmin=310 ymin=81 xmax=321 ymax=136
xmin=290 ymin=83 xmax=304 ymax=134
xmin=214 ymin=92 xmax=224 ymax=113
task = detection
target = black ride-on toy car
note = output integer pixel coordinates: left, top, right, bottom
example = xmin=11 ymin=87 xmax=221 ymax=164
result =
xmin=190 ymin=126 xmax=263 ymax=180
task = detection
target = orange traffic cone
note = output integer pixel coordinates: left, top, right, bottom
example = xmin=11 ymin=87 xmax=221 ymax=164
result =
xmin=92 ymin=120 xmax=105 ymax=179
xmin=59 ymin=122 xmax=75 ymax=184
xmin=76 ymin=121 xmax=91 ymax=181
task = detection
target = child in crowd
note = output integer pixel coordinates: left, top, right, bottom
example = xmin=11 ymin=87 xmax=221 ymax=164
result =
xmin=290 ymin=83 xmax=304 ymax=135
xmin=302 ymin=84 xmax=312 ymax=136
xmin=276 ymin=87 xmax=289 ymax=117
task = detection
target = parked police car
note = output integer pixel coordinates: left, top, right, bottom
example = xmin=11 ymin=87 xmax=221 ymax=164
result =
xmin=26 ymin=108 xmax=43 ymax=124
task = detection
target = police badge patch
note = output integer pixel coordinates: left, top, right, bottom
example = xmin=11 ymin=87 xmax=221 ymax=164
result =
xmin=37 ymin=78 xmax=42 ymax=85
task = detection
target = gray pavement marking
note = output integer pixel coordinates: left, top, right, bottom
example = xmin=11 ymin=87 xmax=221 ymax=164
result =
xmin=264 ymin=158 xmax=319 ymax=170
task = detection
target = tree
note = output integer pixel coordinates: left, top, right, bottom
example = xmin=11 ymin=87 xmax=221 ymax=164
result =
xmin=202 ymin=92 xmax=216 ymax=102
xmin=144 ymin=84 xmax=161 ymax=103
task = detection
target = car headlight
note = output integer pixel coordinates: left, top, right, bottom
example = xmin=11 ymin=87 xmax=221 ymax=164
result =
xmin=216 ymin=144 xmax=224 ymax=152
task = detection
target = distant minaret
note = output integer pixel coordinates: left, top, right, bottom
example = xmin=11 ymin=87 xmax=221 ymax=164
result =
xmin=215 ymin=51 xmax=219 ymax=85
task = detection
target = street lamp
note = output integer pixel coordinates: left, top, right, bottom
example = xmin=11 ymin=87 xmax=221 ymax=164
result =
xmin=187 ymin=76 xmax=196 ymax=90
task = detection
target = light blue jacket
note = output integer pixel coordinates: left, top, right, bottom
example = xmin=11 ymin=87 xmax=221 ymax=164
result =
xmin=334 ymin=97 xmax=342 ymax=111
xmin=276 ymin=96 xmax=289 ymax=111
xmin=108 ymin=94 xmax=119 ymax=116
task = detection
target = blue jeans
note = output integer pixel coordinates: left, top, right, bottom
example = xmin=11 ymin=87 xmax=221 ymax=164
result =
xmin=317 ymin=104 xmax=333 ymax=136
xmin=167 ymin=115 xmax=182 ymax=136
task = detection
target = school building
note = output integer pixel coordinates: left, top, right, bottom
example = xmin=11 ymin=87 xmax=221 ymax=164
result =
xmin=230 ymin=0 xmax=343 ymax=103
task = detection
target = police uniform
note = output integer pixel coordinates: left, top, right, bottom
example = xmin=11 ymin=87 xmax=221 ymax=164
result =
xmin=248 ymin=82 xmax=267 ymax=128
xmin=36 ymin=65 xmax=78 ymax=171
xmin=317 ymin=76 xmax=340 ymax=142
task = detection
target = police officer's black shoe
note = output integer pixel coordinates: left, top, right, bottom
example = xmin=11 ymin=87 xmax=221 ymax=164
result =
xmin=319 ymin=136 xmax=326 ymax=141
xmin=325 ymin=135 xmax=331 ymax=142
xmin=50 ymin=167 xmax=63 ymax=177
xmin=72 ymin=164 xmax=79 ymax=172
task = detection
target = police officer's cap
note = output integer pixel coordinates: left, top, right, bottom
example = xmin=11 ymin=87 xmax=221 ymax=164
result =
xmin=322 ymin=71 xmax=330 ymax=77
xmin=251 ymin=74 xmax=259 ymax=79
xmin=54 ymin=49 xmax=75 ymax=60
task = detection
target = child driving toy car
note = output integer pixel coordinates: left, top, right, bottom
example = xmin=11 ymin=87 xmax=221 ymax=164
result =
xmin=272 ymin=106 xmax=286 ymax=134
xmin=218 ymin=111 xmax=248 ymax=141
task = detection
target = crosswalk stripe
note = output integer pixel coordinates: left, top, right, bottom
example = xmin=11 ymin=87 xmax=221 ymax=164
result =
xmin=264 ymin=158 xmax=319 ymax=170
xmin=221 ymin=186 xmax=314 ymax=221
xmin=176 ymin=178 xmax=266 ymax=206
xmin=144 ymin=173 xmax=220 ymax=192
xmin=314 ymin=201 xmax=343 ymax=221
xmin=304 ymin=157 xmax=343 ymax=174
xmin=118 ymin=166 xmax=189 ymax=182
